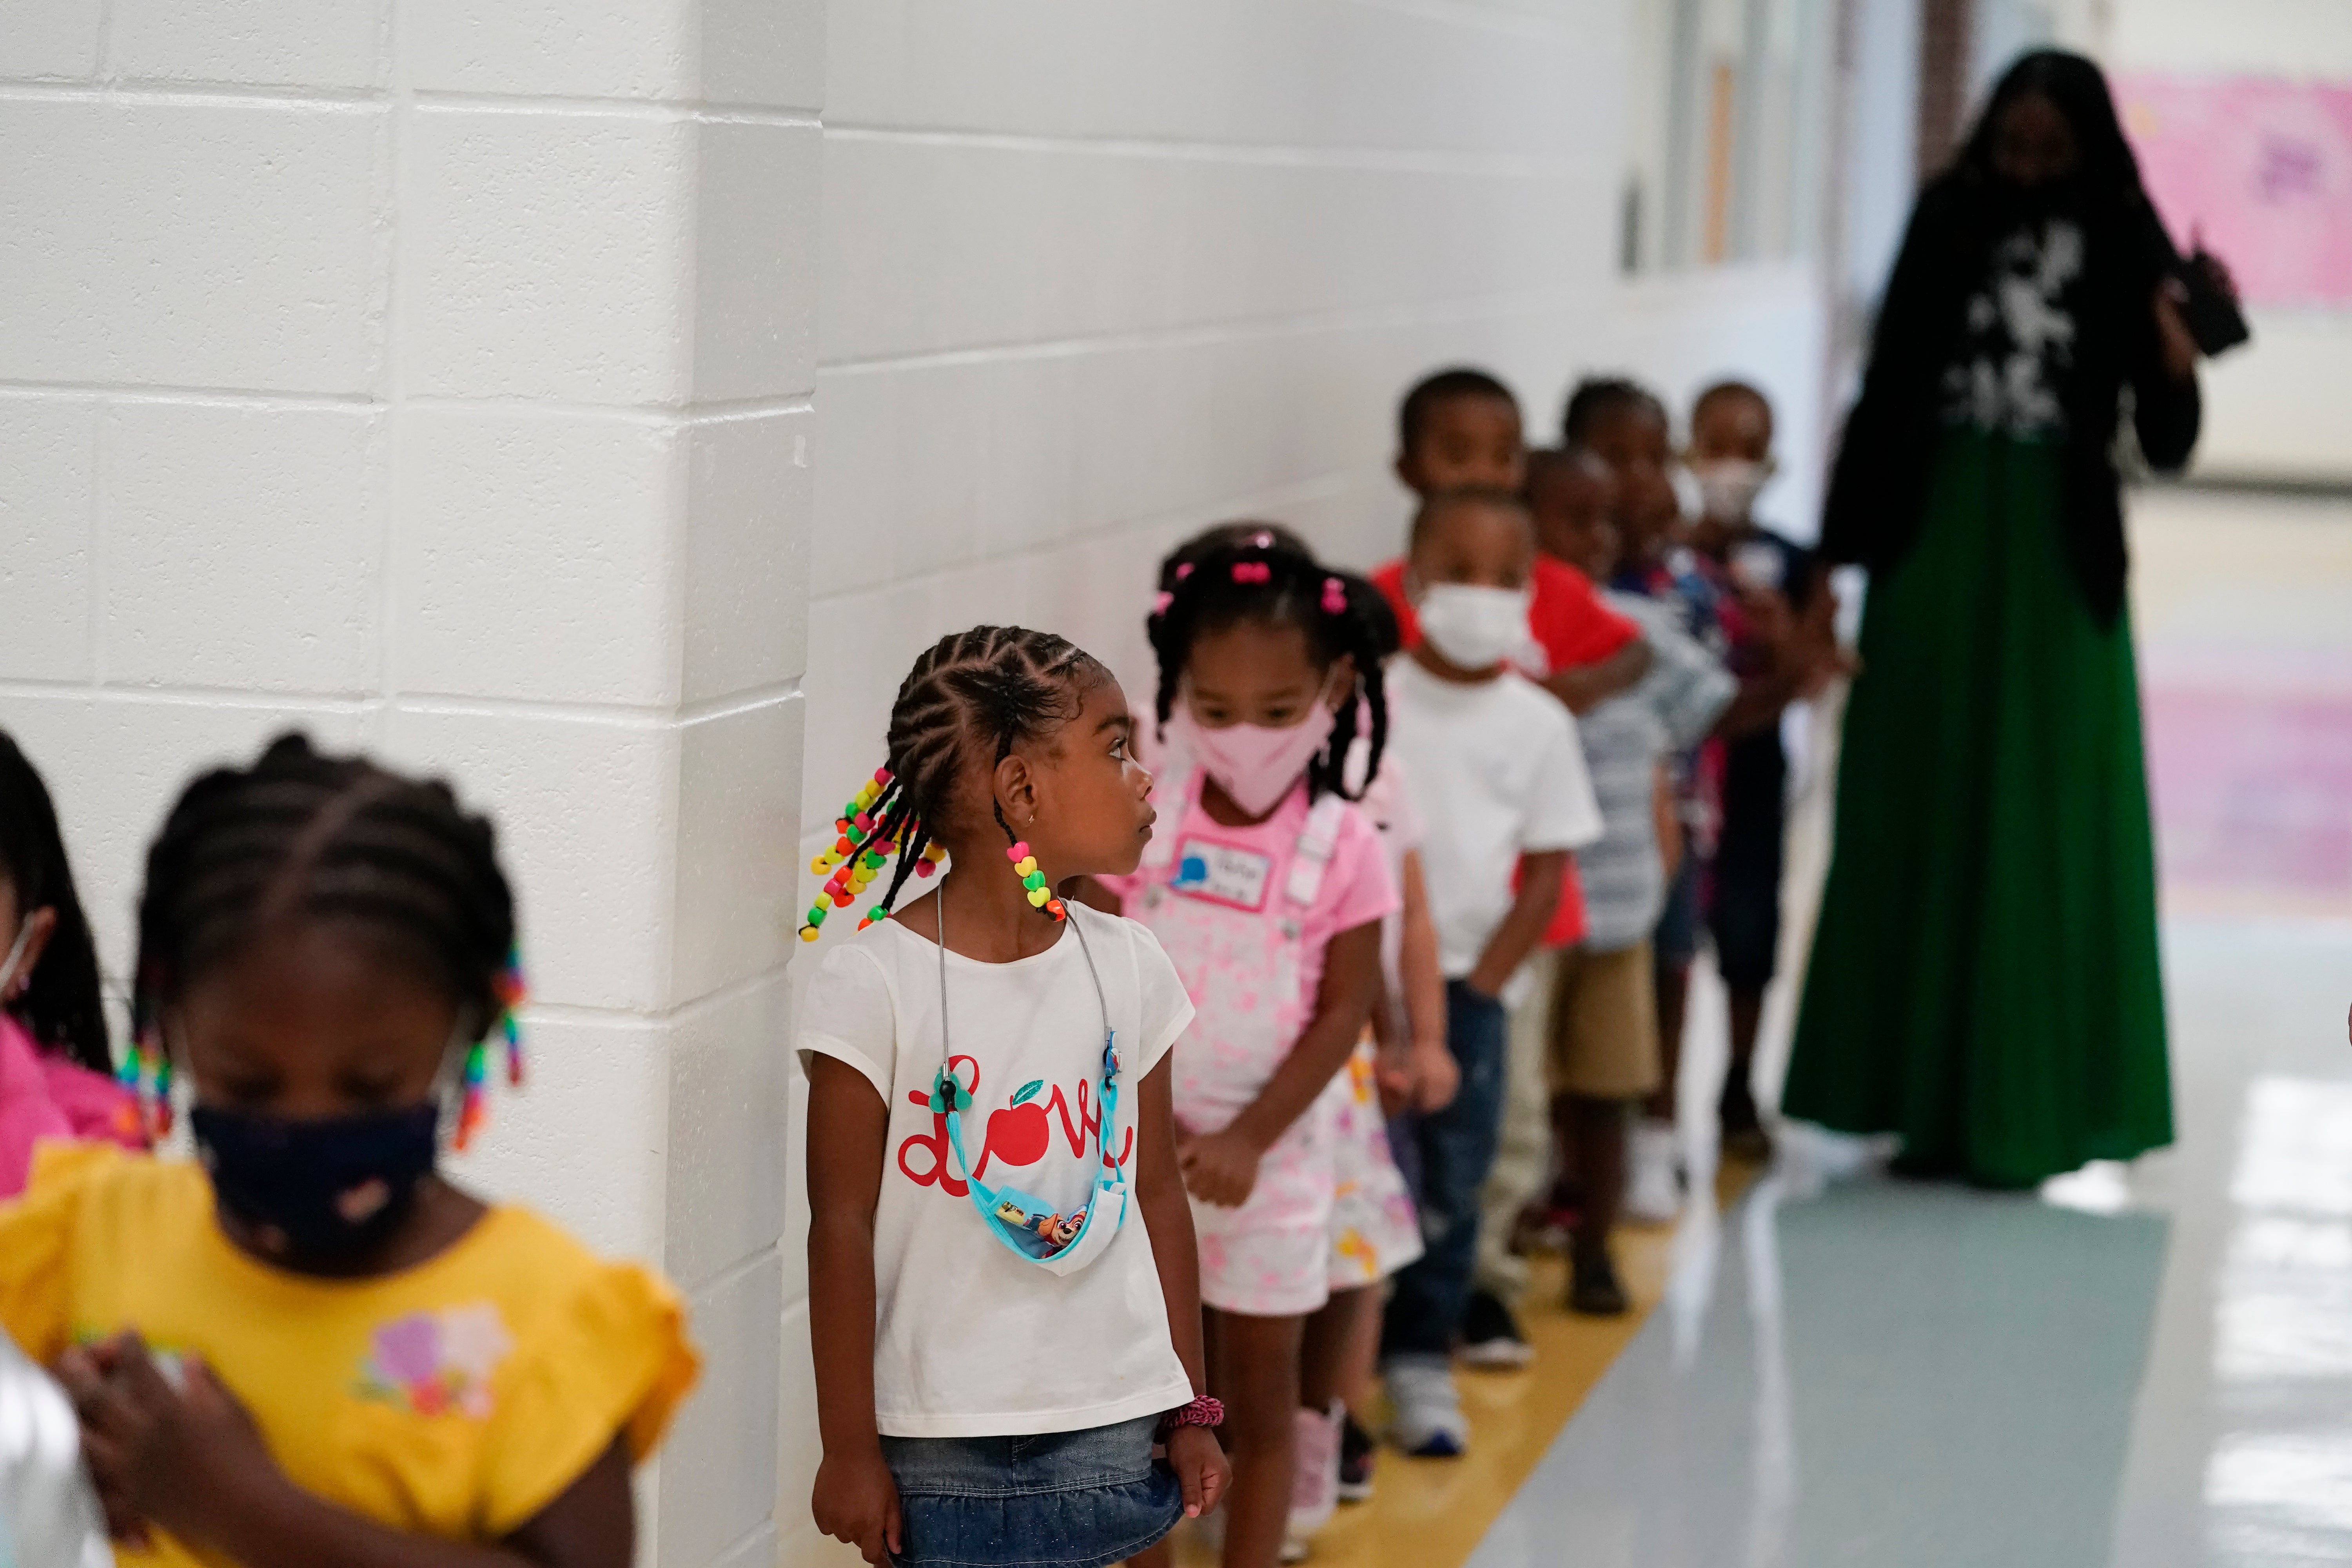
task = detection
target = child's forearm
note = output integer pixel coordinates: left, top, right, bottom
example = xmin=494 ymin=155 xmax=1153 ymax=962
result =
xmin=1466 ymin=851 xmax=1566 ymax=997
xmin=205 ymin=1480 xmax=556 ymax=1568
xmin=808 ymin=1209 xmax=885 ymax=1460
xmin=1541 ymin=639 xmax=1652 ymax=716
xmin=204 ymin=1441 xmax=634 ymax=1568
xmin=1225 ymin=923 xmax=1384 ymax=1152
xmin=803 ymin=1060 xmax=889 ymax=1464
xmin=1398 ymin=855 xmax=1448 ymax=1049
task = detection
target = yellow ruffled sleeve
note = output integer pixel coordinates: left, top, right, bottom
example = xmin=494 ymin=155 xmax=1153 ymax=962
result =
xmin=477 ymin=1259 xmax=701 ymax=1537
xmin=0 ymin=1140 xmax=123 ymax=1361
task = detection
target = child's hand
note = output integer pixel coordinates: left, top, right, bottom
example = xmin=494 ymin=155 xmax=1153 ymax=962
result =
xmin=1165 ymin=1424 xmax=1230 ymax=1519
xmin=1408 ymin=1038 xmax=1460 ymax=1113
xmin=60 ymin=1333 xmax=280 ymax=1546
xmin=1374 ymin=1042 xmax=1415 ymax=1118
xmin=1177 ymin=1127 xmax=1263 ymax=1207
xmin=813 ymin=1448 xmax=903 ymax=1566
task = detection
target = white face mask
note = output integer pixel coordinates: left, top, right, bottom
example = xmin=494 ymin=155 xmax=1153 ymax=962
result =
xmin=1415 ymin=583 xmax=1533 ymax=672
xmin=0 ymin=919 xmax=33 ymax=1004
xmin=1693 ymin=458 xmax=1772 ymax=524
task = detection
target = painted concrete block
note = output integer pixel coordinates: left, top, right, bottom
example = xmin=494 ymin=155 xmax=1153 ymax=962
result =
xmin=404 ymin=109 xmax=690 ymax=405
xmin=102 ymin=403 xmax=384 ymax=695
xmin=691 ymin=121 xmax=820 ymax=403
xmin=376 ymin=706 xmax=675 ymax=1013
xmin=0 ymin=398 xmax=96 ymax=683
xmin=108 ymin=0 xmax=388 ymax=88
xmin=395 ymin=408 xmax=682 ymax=706
xmin=0 ymin=0 xmax=101 ymax=78
xmin=664 ymin=971 xmax=788 ymax=1291
xmin=443 ymin=1012 xmax=670 ymax=1264
xmin=683 ymin=406 xmax=811 ymax=703
xmin=0 ymin=101 xmax=388 ymax=392
xmin=406 ymin=0 xmax=820 ymax=108
xmin=670 ymin=694 xmax=800 ymax=1004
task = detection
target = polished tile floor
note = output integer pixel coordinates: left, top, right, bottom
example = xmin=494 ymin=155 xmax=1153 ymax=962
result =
xmin=1368 ymin=485 xmax=2352 ymax=1568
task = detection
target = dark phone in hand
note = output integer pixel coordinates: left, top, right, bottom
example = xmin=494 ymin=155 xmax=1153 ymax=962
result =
xmin=2176 ymin=249 xmax=2250 ymax=357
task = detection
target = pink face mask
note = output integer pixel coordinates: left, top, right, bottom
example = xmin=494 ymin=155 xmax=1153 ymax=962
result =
xmin=1169 ymin=676 xmax=1340 ymax=818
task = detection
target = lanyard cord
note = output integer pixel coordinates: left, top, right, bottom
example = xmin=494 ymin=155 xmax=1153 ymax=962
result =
xmin=934 ymin=888 xmax=1112 ymax=1080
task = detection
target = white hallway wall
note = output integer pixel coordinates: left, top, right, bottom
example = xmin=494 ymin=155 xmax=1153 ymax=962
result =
xmin=0 ymin=3 xmax=816 ymax=1564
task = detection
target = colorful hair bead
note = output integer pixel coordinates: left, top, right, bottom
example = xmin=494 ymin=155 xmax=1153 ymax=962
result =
xmin=1322 ymin=575 xmax=1348 ymax=615
xmin=1151 ymin=590 xmax=1174 ymax=618
xmin=1232 ymin=561 xmax=1271 ymax=584
xmin=117 ymin=1029 xmax=174 ymax=1142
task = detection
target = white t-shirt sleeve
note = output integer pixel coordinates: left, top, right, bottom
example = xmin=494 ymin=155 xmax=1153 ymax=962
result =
xmin=794 ymin=943 xmax=899 ymax=1101
xmin=1125 ymin=918 xmax=1196 ymax=1076
xmin=1522 ymin=706 xmax=1606 ymax=853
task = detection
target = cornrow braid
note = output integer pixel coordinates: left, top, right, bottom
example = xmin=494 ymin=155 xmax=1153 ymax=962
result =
xmin=132 ymin=732 xmax=523 ymax=1144
xmin=1144 ymin=526 xmax=1390 ymax=804
xmin=799 ymin=626 xmax=1107 ymax=942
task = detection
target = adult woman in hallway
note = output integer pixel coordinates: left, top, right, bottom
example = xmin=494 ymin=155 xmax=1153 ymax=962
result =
xmin=1784 ymin=51 xmax=2218 ymax=1186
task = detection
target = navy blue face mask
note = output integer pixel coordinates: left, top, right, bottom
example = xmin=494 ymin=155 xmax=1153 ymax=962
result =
xmin=190 ymin=1101 xmax=440 ymax=1268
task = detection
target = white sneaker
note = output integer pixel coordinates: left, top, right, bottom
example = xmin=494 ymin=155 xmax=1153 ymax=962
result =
xmin=1384 ymin=1358 xmax=1468 ymax=1457
xmin=1287 ymin=1399 xmax=1342 ymax=1539
xmin=1626 ymin=1119 xmax=1685 ymax=1225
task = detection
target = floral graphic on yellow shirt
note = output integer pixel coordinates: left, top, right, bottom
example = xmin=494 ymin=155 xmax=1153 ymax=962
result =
xmin=353 ymin=1302 xmax=514 ymax=1419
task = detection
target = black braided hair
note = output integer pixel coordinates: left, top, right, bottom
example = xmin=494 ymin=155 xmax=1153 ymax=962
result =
xmin=1144 ymin=526 xmax=1389 ymax=804
xmin=0 ymin=730 xmax=111 ymax=1075
xmin=1399 ymin=367 xmax=1517 ymax=456
xmin=805 ymin=627 xmax=1111 ymax=937
xmin=132 ymin=733 xmax=517 ymax=1057
xmin=1561 ymin=375 xmax=1667 ymax=448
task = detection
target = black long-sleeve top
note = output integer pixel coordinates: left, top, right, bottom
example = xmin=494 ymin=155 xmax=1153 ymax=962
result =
xmin=1819 ymin=175 xmax=2201 ymax=624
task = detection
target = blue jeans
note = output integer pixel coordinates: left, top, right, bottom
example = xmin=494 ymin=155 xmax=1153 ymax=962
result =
xmin=880 ymin=1414 xmax=1181 ymax=1568
xmin=1379 ymin=980 xmax=1511 ymax=1361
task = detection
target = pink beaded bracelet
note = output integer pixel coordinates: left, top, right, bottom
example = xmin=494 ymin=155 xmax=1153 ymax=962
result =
xmin=1158 ymin=1396 xmax=1225 ymax=1436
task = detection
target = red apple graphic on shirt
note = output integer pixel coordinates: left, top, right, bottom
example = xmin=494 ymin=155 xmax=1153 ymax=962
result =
xmin=987 ymin=1080 xmax=1051 ymax=1167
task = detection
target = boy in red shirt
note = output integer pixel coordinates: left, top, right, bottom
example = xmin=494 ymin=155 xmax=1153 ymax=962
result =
xmin=1372 ymin=368 xmax=1650 ymax=713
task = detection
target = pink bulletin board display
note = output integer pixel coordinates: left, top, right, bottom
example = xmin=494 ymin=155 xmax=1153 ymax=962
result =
xmin=2116 ymin=73 xmax=2352 ymax=308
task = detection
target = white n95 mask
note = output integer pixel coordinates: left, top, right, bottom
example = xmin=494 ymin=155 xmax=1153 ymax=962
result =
xmin=1416 ymin=584 xmax=1533 ymax=671
xmin=1693 ymin=459 xmax=1772 ymax=524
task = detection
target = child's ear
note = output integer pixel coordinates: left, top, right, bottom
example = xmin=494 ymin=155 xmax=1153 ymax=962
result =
xmin=1323 ymin=655 xmax=1357 ymax=711
xmin=995 ymin=751 xmax=1040 ymax=836
xmin=1392 ymin=449 xmax=1419 ymax=493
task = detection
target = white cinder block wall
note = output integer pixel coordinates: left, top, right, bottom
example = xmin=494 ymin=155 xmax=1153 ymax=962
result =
xmin=0 ymin=4 xmax=817 ymax=1565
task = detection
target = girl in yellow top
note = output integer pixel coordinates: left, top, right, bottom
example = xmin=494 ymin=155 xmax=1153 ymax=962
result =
xmin=0 ymin=733 xmax=699 ymax=1568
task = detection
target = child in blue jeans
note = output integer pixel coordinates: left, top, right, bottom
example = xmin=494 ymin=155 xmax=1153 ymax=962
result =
xmin=1376 ymin=490 xmax=1603 ymax=1455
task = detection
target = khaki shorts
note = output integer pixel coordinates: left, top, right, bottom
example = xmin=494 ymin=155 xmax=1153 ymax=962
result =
xmin=1545 ymin=940 xmax=1662 ymax=1099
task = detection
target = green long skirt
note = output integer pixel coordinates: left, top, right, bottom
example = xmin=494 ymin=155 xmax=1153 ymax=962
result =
xmin=1783 ymin=428 xmax=2174 ymax=1187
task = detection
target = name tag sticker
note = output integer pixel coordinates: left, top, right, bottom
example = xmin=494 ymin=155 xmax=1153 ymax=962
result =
xmin=1170 ymin=839 xmax=1274 ymax=912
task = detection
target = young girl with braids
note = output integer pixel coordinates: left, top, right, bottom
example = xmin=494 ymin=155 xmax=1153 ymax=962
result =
xmin=797 ymin=626 xmax=1229 ymax=1568
xmin=0 ymin=730 xmax=146 ymax=1198
xmin=0 ymin=733 xmax=698 ymax=1568
xmin=1076 ymin=531 xmax=1399 ymax=1568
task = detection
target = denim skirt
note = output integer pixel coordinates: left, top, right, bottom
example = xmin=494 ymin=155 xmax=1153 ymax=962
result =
xmin=880 ymin=1414 xmax=1183 ymax=1568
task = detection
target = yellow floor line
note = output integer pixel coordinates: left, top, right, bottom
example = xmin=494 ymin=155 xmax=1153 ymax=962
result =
xmin=1169 ymin=1163 xmax=1757 ymax=1568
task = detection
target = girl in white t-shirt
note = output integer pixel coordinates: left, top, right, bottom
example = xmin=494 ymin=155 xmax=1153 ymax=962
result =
xmin=796 ymin=626 xmax=1230 ymax=1568
xmin=1081 ymin=532 xmax=1399 ymax=1568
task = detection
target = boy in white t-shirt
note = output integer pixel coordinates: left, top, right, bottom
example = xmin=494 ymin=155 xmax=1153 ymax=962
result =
xmin=1377 ymin=488 xmax=1604 ymax=1456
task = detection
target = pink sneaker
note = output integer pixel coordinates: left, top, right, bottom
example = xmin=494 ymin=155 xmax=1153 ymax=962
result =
xmin=1287 ymin=1399 xmax=1343 ymax=1543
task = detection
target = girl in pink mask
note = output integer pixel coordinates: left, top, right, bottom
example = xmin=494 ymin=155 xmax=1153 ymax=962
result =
xmin=1078 ymin=529 xmax=1402 ymax=1568
xmin=0 ymin=730 xmax=145 ymax=1198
